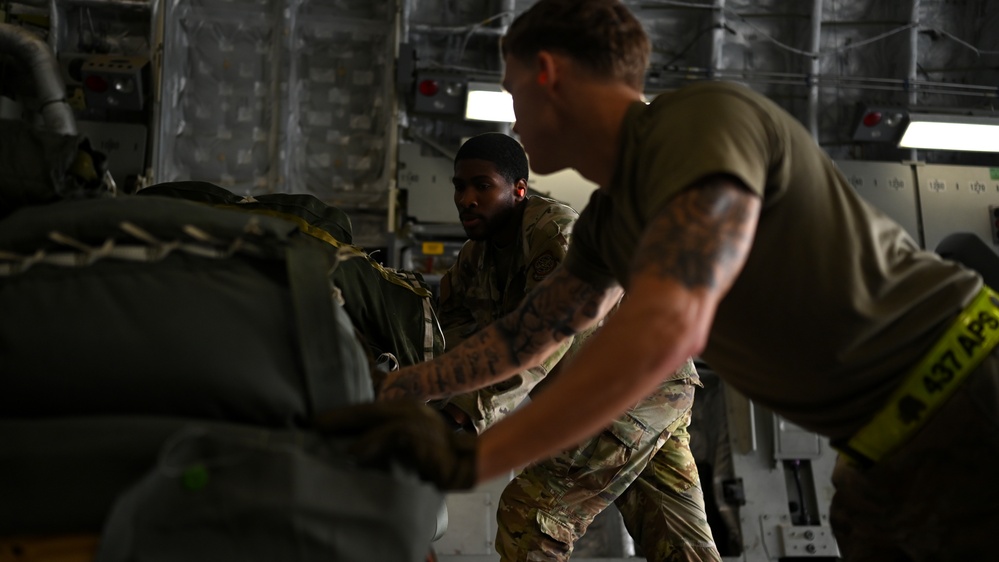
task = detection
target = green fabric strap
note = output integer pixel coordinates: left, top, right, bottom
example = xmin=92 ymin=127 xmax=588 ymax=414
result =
xmin=287 ymin=244 xmax=355 ymax=415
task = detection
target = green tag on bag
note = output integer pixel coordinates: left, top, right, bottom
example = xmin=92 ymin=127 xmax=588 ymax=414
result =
xmin=181 ymin=463 xmax=210 ymax=491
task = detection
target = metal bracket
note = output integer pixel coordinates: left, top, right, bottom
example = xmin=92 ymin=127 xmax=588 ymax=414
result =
xmin=777 ymin=524 xmax=840 ymax=558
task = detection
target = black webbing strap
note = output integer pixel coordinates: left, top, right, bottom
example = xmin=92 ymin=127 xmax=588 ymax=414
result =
xmin=286 ymin=243 xmax=360 ymax=416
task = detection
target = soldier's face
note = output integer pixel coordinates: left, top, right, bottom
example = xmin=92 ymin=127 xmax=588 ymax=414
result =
xmin=452 ymin=158 xmax=525 ymax=242
xmin=503 ymin=54 xmax=561 ymax=175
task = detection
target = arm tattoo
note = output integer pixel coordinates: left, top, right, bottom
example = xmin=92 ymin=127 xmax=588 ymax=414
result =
xmin=415 ymin=307 xmax=565 ymax=397
xmin=391 ymin=268 xmax=613 ymax=399
xmin=494 ymin=267 xmax=607 ymax=370
xmin=633 ymin=176 xmax=758 ymax=290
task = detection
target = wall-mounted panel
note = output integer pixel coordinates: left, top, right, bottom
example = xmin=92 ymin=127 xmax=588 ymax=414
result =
xmin=397 ymin=142 xmax=456 ymax=224
xmin=915 ymin=164 xmax=999 ymax=254
xmin=833 ymin=160 xmax=921 ymax=246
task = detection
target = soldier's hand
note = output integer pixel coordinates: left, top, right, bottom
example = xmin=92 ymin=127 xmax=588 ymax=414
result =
xmin=315 ymin=400 xmax=478 ymax=491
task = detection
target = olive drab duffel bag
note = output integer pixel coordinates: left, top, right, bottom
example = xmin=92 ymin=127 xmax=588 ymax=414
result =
xmin=0 ymin=194 xmax=442 ymax=561
xmin=137 ymin=181 xmax=445 ymax=369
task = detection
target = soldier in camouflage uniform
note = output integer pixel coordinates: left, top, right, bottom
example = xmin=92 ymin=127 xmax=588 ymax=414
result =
xmin=432 ymin=133 xmax=719 ymax=562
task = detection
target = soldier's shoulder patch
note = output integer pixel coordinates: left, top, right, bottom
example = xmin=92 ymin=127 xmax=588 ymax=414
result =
xmin=531 ymin=252 xmax=559 ymax=281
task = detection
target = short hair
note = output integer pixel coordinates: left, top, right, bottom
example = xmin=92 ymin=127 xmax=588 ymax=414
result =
xmin=454 ymin=133 xmax=529 ymax=185
xmin=501 ymin=0 xmax=650 ymax=89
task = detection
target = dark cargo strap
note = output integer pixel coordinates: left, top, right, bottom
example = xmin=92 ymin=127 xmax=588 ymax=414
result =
xmin=287 ymin=244 xmax=358 ymax=415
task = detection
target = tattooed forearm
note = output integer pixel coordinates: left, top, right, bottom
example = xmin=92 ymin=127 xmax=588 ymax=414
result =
xmin=394 ymin=328 xmax=508 ymax=399
xmin=632 ymin=176 xmax=759 ymax=290
xmin=380 ymin=269 xmax=618 ymax=401
xmin=496 ymin=267 xmax=608 ymax=366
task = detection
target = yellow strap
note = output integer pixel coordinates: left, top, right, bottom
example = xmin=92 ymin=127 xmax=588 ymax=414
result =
xmin=0 ymin=534 xmax=99 ymax=562
xmin=219 ymin=206 xmax=432 ymax=299
xmin=845 ymin=286 xmax=999 ymax=463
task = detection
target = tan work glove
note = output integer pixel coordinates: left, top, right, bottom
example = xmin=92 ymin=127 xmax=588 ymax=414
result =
xmin=315 ymin=400 xmax=478 ymax=491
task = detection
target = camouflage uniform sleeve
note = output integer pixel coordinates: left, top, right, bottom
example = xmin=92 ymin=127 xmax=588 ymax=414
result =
xmin=522 ymin=201 xmax=575 ymax=295
xmin=436 ymin=254 xmax=477 ymax=350
xmin=521 ymin=201 xmax=579 ymax=380
xmin=428 ymin=254 xmax=484 ymax=419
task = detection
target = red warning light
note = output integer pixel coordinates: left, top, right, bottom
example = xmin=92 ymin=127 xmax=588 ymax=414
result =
xmin=862 ymin=111 xmax=882 ymax=127
xmin=418 ymin=79 xmax=439 ymax=97
xmin=84 ymin=75 xmax=108 ymax=93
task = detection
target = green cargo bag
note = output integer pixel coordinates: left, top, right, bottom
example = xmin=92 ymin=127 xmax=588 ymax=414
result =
xmin=138 ymin=181 xmax=444 ymax=368
xmin=96 ymin=422 xmax=442 ymax=562
xmin=0 ymin=194 xmax=443 ymax=560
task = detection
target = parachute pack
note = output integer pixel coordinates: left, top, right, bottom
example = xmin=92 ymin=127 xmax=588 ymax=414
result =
xmin=0 ymin=188 xmax=443 ymax=561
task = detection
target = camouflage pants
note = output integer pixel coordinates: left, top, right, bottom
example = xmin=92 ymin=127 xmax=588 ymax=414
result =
xmin=494 ymin=379 xmax=720 ymax=562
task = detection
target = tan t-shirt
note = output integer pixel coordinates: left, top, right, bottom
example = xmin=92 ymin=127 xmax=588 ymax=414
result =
xmin=564 ymin=81 xmax=981 ymax=440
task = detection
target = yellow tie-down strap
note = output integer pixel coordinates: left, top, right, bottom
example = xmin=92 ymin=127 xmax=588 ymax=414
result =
xmin=843 ymin=285 xmax=999 ymax=465
xmin=220 ymin=206 xmax=432 ymax=299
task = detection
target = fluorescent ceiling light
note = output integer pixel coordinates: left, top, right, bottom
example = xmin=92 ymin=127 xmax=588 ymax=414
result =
xmin=898 ymin=114 xmax=999 ymax=152
xmin=465 ymin=82 xmax=515 ymax=123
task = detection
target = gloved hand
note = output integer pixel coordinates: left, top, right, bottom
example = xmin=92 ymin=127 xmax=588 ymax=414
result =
xmin=315 ymin=400 xmax=478 ymax=491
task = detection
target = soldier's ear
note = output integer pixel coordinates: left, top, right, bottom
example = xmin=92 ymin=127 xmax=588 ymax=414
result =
xmin=515 ymin=179 xmax=527 ymax=198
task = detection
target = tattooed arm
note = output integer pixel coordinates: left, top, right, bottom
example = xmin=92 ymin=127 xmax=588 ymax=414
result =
xmin=475 ymin=175 xmax=761 ymax=482
xmin=378 ymin=265 xmax=624 ymax=401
